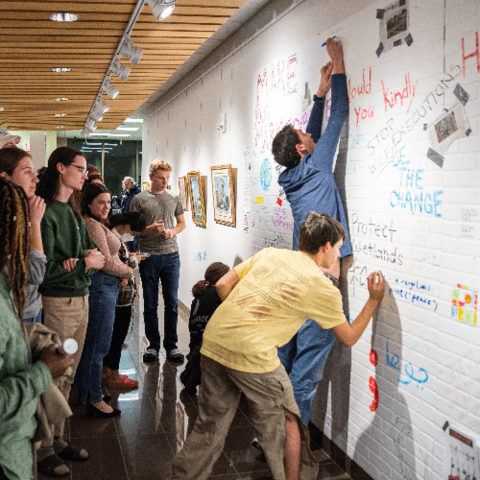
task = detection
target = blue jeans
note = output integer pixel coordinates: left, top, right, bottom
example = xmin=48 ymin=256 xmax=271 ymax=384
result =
xmin=126 ymin=236 xmax=139 ymax=253
xmin=277 ymin=320 xmax=336 ymax=426
xmin=139 ymin=252 xmax=180 ymax=352
xmin=74 ymin=271 xmax=120 ymax=403
xmin=24 ymin=308 xmax=43 ymax=324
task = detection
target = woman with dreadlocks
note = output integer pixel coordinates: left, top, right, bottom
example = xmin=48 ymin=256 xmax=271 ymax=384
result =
xmin=36 ymin=147 xmax=105 ymax=477
xmin=0 ymin=178 xmax=73 ymax=480
xmin=0 ymin=147 xmax=47 ymax=324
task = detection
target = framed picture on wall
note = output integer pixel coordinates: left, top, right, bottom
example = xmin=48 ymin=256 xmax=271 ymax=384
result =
xmin=178 ymin=176 xmax=189 ymax=211
xmin=141 ymin=181 xmax=151 ymax=191
xmin=187 ymin=171 xmax=206 ymax=228
xmin=210 ymin=164 xmax=236 ymax=228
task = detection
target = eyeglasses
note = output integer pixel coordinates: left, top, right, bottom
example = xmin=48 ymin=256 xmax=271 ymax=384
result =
xmin=69 ymin=164 xmax=88 ymax=174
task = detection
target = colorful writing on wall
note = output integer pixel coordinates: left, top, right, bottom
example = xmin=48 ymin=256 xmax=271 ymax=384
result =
xmin=452 ymin=284 xmax=478 ymax=326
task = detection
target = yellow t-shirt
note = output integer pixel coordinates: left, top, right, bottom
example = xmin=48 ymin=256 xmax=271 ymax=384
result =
xmin=201 ymin=248 xmax=346 ymax=373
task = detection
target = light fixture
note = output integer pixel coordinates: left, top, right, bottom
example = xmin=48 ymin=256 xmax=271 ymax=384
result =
xmin=56 ymin=126 xmax=65 ymax=129
xmin=103 ymin=79 xmax=119 ymax=100
xmin=81 ymin=129 xmax=92 ymax=138
xmin=49 ymin=12 xmax=80 ymax=22
xmin=84 ymin=118 xmax=97 ymax=131
xmin=54 ymin=97 xmax=68 ymax=101
xmin=110 ymin=59 xmax=131 ymax=81
xmin=146 ymin=0 xmax=176 ymax=20
xmin=54 ymin=114 xmax=67 ymax=117
xmin=116 ymin=127 xmax=139 ymax=132
xmin=119 ymin=40 xmax=143 ymax=64
xmin=94 ymin=97 xmax=109 ymax=115
xmin=125 ymin=118 xmax=144 ymax=123
xmin=51 ymin=67 xmax=72 ymax=72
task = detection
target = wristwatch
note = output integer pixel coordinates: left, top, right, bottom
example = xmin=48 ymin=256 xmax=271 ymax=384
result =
xmin=313 ymin=94 xmax=325 ymax=103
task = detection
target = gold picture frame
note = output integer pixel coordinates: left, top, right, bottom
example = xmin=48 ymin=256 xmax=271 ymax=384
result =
xmin=178 ymin=176 xmax=189 ymax=211
xmin=210 ymin=164 xmax=236 ymax=228
xmin=187 ymin=171 xmax=206 ymax=228
xmin=141 ymin=181 xmax=151 ymax=191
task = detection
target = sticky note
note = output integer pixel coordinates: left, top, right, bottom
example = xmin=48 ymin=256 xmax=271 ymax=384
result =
xmin=256 ymin=197 xmax=264 ymax=204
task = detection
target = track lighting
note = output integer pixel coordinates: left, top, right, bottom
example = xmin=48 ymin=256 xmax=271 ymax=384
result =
xmin=84 ymin=118 xmax=96 ymax=131
xmin=145 ymin=0 xmax=176 ymax=21
xmin=95 ymin=97 xmax=109 ymax=115
xmin=103 ymin=79 xmax=119 ymax=100
xmin=90 ymin=109 xmax=104 ymax=122
xmin=119 ymin=40 xmax=143 ymax=64
xmin=110 ymin=59 xmax=131 ymax=81
xmin=82 ymin=128 xmax=92 ymax=138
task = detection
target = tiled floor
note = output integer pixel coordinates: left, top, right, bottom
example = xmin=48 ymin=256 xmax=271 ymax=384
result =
xmin=39 ymin=289 xmax=353 ymax=480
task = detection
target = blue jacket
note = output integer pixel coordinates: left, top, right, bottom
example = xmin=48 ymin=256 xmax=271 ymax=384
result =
xmin=124 ymin=184 xmax=141 ymax=213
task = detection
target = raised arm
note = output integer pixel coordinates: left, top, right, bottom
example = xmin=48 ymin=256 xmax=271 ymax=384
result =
xmin=331 ymin=273 xmax=385 ymax=347
xmin=215 ymin=269 xmax=240 ymax=302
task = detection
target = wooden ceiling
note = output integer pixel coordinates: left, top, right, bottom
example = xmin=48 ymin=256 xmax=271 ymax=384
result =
xmin=0 ymin=0 xmax=248 ymax=132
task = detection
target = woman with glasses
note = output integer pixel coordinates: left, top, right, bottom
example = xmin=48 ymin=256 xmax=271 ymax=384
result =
xmin=35 ymin=147 xmax=106 ymax=477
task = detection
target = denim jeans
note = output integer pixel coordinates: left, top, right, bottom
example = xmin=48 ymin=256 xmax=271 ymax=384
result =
xmin=74 ymin=271 xmax=120 ymax=403
xmin=24 ymin=307 xmax=43 ymax=324
xmin=139 ymin=252 xmax=180 ymax=352
xmin=277 ymin=319 xmax=336 ymax=426
xmin=126 ymin=236 xmax=139 ymax=253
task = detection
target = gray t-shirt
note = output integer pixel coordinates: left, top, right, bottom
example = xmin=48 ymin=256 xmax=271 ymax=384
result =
xmin=24 ymin=248 xmax=47 ymax=319
xmin=130 ymin=189 xmax=184 ymax=255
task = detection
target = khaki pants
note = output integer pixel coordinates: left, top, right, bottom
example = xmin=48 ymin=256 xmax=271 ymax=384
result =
xmin=171 ymin=355 xmax=319 ymax=480
xmin=41 ymin=295 xmax=89 ymax=444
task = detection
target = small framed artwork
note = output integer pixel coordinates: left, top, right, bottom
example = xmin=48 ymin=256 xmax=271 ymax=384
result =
xmin=210 ymin=164 xmax=236 ymax=228
xmin=187 ymin=171 xmax=206 ymax=228
xmin=178 ymin=176 xmax=189 ymax=211
xmin=141 ymin=181 xmax=151 ymax=191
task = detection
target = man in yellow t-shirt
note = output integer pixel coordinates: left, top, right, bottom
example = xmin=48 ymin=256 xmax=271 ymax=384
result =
xmin=170 ymin=212 xmax=385 ymax=480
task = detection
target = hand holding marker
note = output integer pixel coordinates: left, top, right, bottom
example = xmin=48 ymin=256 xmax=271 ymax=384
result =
xmin=322 ymin=35 xmax=336 ymax=47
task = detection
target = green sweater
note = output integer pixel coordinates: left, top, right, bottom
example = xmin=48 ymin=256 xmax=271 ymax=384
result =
xmin=0 ymin=274 xmax=52 ymax=480
xmin=40 ymin=201 xmax=96 ymax=297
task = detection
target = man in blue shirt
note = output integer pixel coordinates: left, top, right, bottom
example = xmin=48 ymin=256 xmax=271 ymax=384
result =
xmin=271 ymin=38 xmax=353 ymax=427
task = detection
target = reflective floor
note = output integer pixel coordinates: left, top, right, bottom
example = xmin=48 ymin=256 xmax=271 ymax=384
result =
xmin=39 ymin=290 xmax=353 ymax=480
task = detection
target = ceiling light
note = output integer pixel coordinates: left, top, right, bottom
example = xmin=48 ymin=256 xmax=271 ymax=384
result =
xmin=95 ymin=97 xmax=109 ymax=115
xmin=82 ymin=129 xmax=92 ymax=138
xmin=125 ymin=118 xmax=144 ymax=123
xmin=49 ymin=12 xmax=80 ymax=22
xmin=54 ymin=97 xmax=68 ymax=101
xmin=110 ymin=59 xmax=131 ymax=81
xmin=146 ymin=0 xmax=176 ymax=20
xmin=84 ymin=118 xmax=96 ymax=131
xmin=119 ymin=40 xmax=143 ymax=64
xmin=51 ymin=67 xmax=72 ymax=72
xmin=116 ymin=127 xmax=139 ymax=132
xmin=90 ymin=109 xmax=104 ymax=122
xmin=54 ymin=114 xmax=67 ymax=117
xmin=103 ymin=79 xmax=119 ymax=100
xmin=89 ymin=133 xmax=131 ymax=137
xmin=56 ymin=126 xmax=65 ymax=129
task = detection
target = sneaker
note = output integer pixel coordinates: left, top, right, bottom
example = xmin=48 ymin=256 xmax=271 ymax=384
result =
xmin=166 ymin=348 xmax=184 ymax=363
xmin=143 ymin=348 xmax=158 ymax=363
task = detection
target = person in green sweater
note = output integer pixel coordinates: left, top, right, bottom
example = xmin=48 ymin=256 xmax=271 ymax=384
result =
xmin=36 ymin=147 xmax=105 ymax=477
xmin=0 ymin=178 xmax=73 ymax=480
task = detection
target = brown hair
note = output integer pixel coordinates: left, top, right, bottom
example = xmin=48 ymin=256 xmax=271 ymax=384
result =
xmin=81 ymin=182 xmax=110 ymax=222
xmin=192 ymin=262 xmax=229 ymax=298
xmin=0 ymin=148 xmax=32 ymax=176
xmin=298 ymin=211 xmax=346 ymax=255
xmin=0 ymin=178 xmax=30 ymax=322
xmin=149 ymin=159 xmax=172 ymax=175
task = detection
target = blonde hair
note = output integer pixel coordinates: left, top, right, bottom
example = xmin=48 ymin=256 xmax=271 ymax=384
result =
xmin=149 ymin=159 xmax=172 ymax=175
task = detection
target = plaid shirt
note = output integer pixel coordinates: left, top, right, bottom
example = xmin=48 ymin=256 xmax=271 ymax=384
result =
xmin=116 ymin=242 xmax=137 ymax=306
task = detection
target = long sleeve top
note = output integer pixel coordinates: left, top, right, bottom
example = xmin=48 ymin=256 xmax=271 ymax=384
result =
xmin=278 ymin=73 xmax=352 ymax=258
xmin=84 ymin=218 xmax=133 ymax=279
xmin=40 ymin=201 xmax=97 ymax=298
xmin=24 ymin=248 xmax=47 ymax=319
xmin=0 ymin=273 xmax=52 ymax=480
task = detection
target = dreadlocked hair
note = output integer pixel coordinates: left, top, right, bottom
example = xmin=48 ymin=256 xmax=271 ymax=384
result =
xmin=0 ymin=178 xmax=31 ymax=323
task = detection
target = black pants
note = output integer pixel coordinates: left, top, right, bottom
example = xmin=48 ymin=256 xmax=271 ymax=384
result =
xmin=103 ymin=305 xmax=132 ymax=370
xmin=0 ymin=465 xmax=9 ymax=480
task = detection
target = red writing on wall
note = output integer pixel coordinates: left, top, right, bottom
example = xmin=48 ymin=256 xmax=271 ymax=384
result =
xmin=354 ymin=106 xmax=374 ymax=126
xmin=382 ymin=73 xmax=418 ymax=114
xmin=348 ymin=67 xmax=372 ymax=103
xmin=369 ymin=348 xmax=379 ymax=412
xmin=462 ymin=31 xmax=480 ymax=77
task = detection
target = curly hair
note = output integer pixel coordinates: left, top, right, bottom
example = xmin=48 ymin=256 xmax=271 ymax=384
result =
xmin=36 ymin=146 xmax=85 ymax=214
xmin=149 ymin=159 xmax=172 ymax=175
xmin=0 ymin=178 xmax=30 ymax=323
xmin=192 ymin=262 xmax=229 ymax=299
xmin=271 ymin=125 xmax=301 ymax=169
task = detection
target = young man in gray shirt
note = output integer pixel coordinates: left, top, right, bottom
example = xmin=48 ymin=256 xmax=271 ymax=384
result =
xmin=130 ymin=160 xmax=186 ymax=363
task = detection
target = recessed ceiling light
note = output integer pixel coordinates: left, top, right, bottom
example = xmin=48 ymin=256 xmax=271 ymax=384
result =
xmin=51 ymin=67 xmax=72 ymax=72
xmin=116 ymin=127 xmax=139 ymax=132
xmin=49 ymin=12 xmax=80 ymax=22
xmin=56 ymin=126 xmax=65 ymax=129
xmin=125 ymin=118 xmax=143 ymax=123
xmin=54 ymin=98 xmax=69 ymax=102
xmin=55 ymin=114 xmax=67 ymax=117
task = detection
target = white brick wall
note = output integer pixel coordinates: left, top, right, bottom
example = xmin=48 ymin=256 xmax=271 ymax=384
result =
xmin=143 ymin=0 xmax=480 ymax=478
